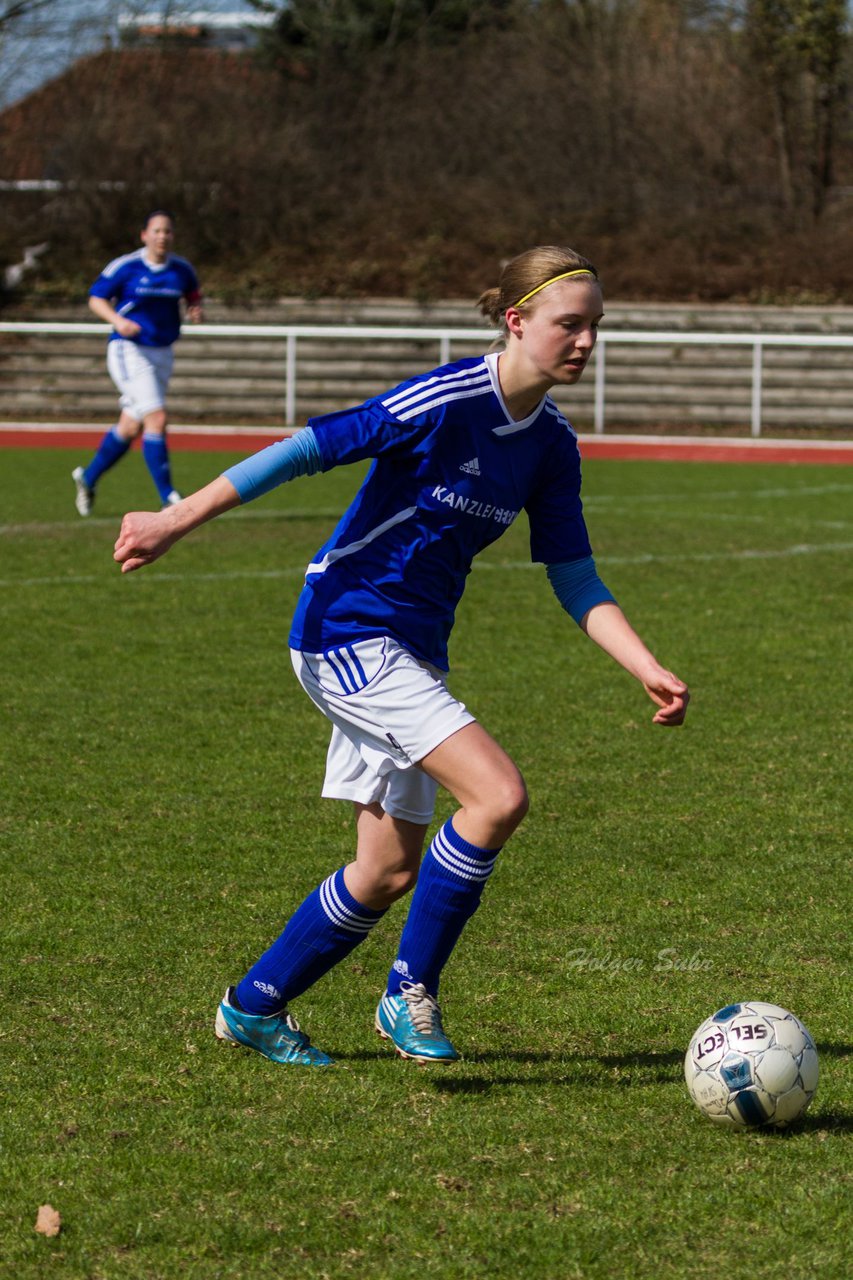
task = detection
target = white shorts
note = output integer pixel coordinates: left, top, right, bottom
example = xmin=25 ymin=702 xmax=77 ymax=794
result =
xmin=290 ymin=636 xmax=475 ymax=825
xmin=107 ymin=339 xmax=174 ymax=421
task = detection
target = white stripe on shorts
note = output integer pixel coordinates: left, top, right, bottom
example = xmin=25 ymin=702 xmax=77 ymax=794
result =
xmin=290 ymin=637 xmax=476 ymax=826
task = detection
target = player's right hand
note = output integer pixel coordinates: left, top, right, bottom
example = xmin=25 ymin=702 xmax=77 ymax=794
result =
xmin=115 ymin=317 xmax=142 ymax=338
xmin=114 ymin=511 xmax=177 ymax=573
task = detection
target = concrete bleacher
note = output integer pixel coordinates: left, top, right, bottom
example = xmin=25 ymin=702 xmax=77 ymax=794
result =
xmin=3 ymin=299 xmax=853 ymax=433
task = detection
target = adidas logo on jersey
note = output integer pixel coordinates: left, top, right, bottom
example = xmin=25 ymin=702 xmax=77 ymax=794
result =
xmin=459 ymin=457 xmax=481 ymax=476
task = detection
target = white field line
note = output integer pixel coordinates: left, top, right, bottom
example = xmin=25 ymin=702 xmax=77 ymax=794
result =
xmin=2 ymin=482 xmax=852 ymax=539
xmin=2 ymin=540 xmax=851 ymax=590
xmin=0 ymin=509 xmax=344 ymax=536
xmin=474 ymin=541 xmax=853 ymax=568
xmin=581 ymin=482 xmax=853 ymax=505
xmin=668 ymin=513 xmax=850 ymax=528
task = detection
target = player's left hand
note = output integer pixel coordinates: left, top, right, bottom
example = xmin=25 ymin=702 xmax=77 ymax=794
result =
xmin=643 ymin=671 xmax=690 ymax=726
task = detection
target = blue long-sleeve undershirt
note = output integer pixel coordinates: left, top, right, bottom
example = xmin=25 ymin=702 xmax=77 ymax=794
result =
xmin=222 ymin=427 xmax=324 ymax=502
xmin=546 ymin=557 xmax=616 ymax=625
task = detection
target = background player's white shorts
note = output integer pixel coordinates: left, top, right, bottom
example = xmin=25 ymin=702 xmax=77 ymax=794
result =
xmin=290 ymin=636 xmax=475 ymax=825
xmin=106 ymin=339 xmax=174 ymax=421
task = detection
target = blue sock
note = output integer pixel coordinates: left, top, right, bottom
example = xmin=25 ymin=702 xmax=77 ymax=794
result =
xmin=235 ymin=868 xmax=386 ymax=1015
xmin=83 ymin=427 xmax=130 ymax=488
xmin=387 ymin=818 xmax=501 ymax=998
xmin=142 ymin=433 xmax=175 ymax=503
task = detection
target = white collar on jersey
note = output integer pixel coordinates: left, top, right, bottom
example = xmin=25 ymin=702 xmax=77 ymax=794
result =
xmin=484 ymin=351 xmax=547 ymax=435
xmin=140 ymin=251 xmax=171 ymax=272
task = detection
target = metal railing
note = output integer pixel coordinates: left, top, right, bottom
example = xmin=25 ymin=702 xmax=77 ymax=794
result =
xmin=4 ymin=320 xmax=853 ymax=435
xmin=591 ymin=330 xmax=853 ymax=436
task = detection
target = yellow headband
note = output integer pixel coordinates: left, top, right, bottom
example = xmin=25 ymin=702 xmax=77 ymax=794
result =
xmin=513 ymin=269 xmax=597 ymax=309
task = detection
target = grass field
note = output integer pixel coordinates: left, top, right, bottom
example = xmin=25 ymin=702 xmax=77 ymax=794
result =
xmin=1 ymin=446 xmax=850 ymax=1280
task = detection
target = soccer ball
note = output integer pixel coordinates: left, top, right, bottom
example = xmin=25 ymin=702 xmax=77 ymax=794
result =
xmin=684 ymin=1001 xmax=819 ymax=1129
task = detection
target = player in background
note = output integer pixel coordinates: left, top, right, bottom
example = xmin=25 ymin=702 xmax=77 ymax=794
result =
xmin=72 ymin=211 xmax=203 ymax=516
xmin=113 ymin=246 xmax=690 ymax=1068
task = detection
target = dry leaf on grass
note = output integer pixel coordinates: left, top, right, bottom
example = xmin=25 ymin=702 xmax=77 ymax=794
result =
xmin=35 ymin=1204 xmax=62 ymax=1237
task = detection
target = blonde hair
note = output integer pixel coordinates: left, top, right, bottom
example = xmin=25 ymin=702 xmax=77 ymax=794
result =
xmin=477 ymin=246 xmax=599 ymax=332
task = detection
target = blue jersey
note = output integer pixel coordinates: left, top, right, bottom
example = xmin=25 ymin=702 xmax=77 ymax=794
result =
xmin=89 ymin=250 xmax=201 ymax=348
xmin=289 ymin=353 xmax=593 ymax=670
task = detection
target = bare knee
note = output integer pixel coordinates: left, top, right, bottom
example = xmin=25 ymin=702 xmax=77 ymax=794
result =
xmin=143 ymin=409 xmax=167 ymax=436
xmin=450 ymin=772 xmax=529 ymax=850
xmin=348 ymin=804 xmax=426 ymax=909
xmin=420 ymin=722 xmax=529 ymax=846
xmin=117 ymin=415 xmax=143 ymax=442
xmin=347 ymin=859 xmax=419 ymax=910
xmin=490 ymin=774 xmax=530 ymax=835
xmin=510 ymin=778 xmax=530 ymax=827
xmin=378 ymin=863 xmax=420 ymax=902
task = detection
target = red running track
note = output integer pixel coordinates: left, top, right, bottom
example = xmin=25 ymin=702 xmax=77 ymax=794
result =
xmin=1 ymin=423 xmax=852 ymax=465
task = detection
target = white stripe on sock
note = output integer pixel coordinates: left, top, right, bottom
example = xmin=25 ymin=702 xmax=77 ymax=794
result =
xmin=320 ymin=874 xmax=378 ymax=934
xmin=431 ymin=826 xmax=498 ymax=883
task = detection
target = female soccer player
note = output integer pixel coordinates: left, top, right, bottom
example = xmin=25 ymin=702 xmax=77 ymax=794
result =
xmin=114 ymin=246 xmax=689 ymax=1067
xmin=72 ymin=211 xmax=203 ymax=516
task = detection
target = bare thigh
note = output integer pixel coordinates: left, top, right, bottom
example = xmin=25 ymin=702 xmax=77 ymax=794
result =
xmin=419 ymin=721 xmax=529 ymax=848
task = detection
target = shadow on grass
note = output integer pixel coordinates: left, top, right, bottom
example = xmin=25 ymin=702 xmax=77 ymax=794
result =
xmin=332 ymin=1042 xmax=853 ymax=1127
xmin=427 ymin=1077 xmax=853 ymax=1133
xmin=744 ymin=1111 xmax=853 ymax=1135
xmin=815 ymin=1042 xmax=853 ymax=1057
xmin=331 ymin=1047 xmax=685 ymax=1083
xmin=334 ymin=1041 xmax=850 ymax=1068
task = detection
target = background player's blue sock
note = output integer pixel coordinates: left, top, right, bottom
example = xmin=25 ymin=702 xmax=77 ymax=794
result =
xmin=83 ymin=427 xmax=130 ymax=488
xmin=387 ymin=818 xmax=501 ymax=998
xmin=235 ymin=868 xmax=386 ymax=1015
xmin=142 ymin=433 xmax=175 ymax=503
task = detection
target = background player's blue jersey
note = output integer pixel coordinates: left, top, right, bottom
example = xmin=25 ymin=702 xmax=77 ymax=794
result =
xmin=89 ymin=250 xmax=200 ymax=348
xmin=289 ymin=353 xmax=594 ymax=670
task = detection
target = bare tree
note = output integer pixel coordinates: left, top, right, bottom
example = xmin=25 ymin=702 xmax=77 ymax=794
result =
xmin=0 ymin=0 xmax=58 ymax=29
xmin=3 ymin=0 xmax=853 ymax=300
xmin=745 ymin=0 xmax=848 ymax=221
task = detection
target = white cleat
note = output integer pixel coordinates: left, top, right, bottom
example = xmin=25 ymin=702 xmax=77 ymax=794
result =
xmin=72 ymin=466 xmax=94 ymax=517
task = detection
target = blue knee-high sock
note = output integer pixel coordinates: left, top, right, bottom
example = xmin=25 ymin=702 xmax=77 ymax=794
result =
xmin=235 ymin=868 xmax=386 ymax=1015
xmin=387 ymin=818 xmax=501 ymax=998
xmin=142 ymin=433 xmax=175 ymax=503
xmin=83 ymin=427 xmax=131 ymax=488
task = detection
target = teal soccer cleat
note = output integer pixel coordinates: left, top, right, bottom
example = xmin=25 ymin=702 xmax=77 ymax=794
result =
xmin=375 ymin=981 xmax=460 ymax=1062
xmin=215 ymin=987 xmax=334 ymax=1066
